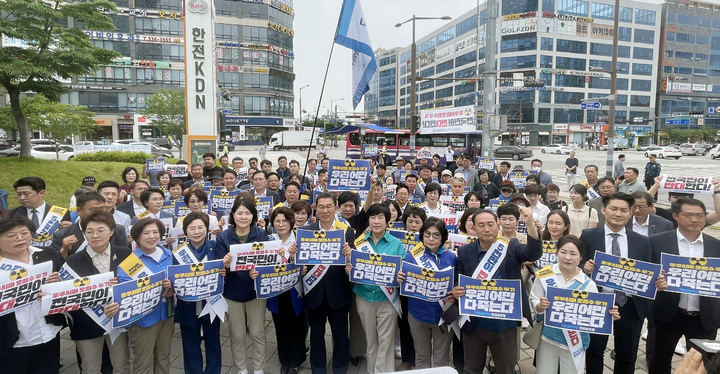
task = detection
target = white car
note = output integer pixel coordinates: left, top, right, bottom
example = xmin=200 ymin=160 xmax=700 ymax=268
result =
xmin=541 ymin=144 xmax=574 ymax=154
xmin=645 ymin=147 xmax=681 ymax=159
xmin=709 ymin=145 xmax=720 ymax=159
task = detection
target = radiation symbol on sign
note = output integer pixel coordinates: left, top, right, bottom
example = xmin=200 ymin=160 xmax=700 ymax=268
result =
xmin=405 ymin=232 xmax=415 ymax=240
xmin=464 ymin=107 xmax=472 ymax=117
xmin=344 ymin=159 xmax=356 ymax=167
xmin=619 ymin=258 xmax=636 ymax=267
xmin=481 ymin=279 xmax=497 ymax=286
xmin=572 ymin=290 xmax=589 ymax=299
xmin=313 ymin=230 xmax=326 ymax=239
xmin=452 ymin=196 xmax=459 ymax=201
xmin=220 ymin=191 xmax=230 ymax=198
xmin=73 ymin=277 xmax=91 ymax=287
xmin=252 ymin=242 xmax=264 ymax=251
xmin=542 ymin=241 xmax=556 ymax=250
xmin=467 ymin=236 xmax=478 ymax=244
xmin=369 ymin=253 xmax=382 ymax=261
xmin=421 ymin=268 xmax=435 ymax=277
xmin=9 ymin=268 xmax=28 ymax=281
xmin=387 ymin=222 xmax=394 ymax=229
xmin=274 ymin=265 xmax=287 ymax=272
xmin=690 ymin=257 xmax=708 ymax=266
xmin=190 ymin=263 xmax=205 ymax=272
xmin=34 ymin=232 xmax=52 ymax=242
xmin=136 ymin=277 xmax=150 ymax=287
xmin=255 ymin=197 xmax=261 ymax=203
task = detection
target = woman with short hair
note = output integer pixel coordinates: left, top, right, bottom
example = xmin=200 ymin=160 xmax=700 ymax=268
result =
xmin=290 ymin=200 xmax=312 ymax=228
xmin=420 ymin=183 xmax=451 ymax=215
xmin=118 ymin=167 xmax=139 ymax=205
xmin=564 ymin=184 xmax=599 ymax=237
xmin=175 ymin=186 xmax=222 ymax=236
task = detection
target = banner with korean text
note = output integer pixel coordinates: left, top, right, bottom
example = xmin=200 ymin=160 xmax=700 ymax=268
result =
xmin=534 ymin=240 xmax=558 ymax=270
xmin=0 ymin=261 xmax=52 ymax=316
xmin=419 ymin=105 xmax=476 ymax=134
xmin=661 ymin=253 xmax=720 ymax=298
xmin=328 ymin=159 xmax=370 ymax=191
xmin=112 ymin=271 xmax=165 ymax=328
xmin=660 ymin=175 xmax=714 ymax=195
xmin=458 ymin=276 xmax=522 ymax=321
xmin=295 ymin=229 xmax=345 ymax=265
xmin=167 ymin=260 xmax=224 ymax=302
xmin=399 ymin=261 xmax=453 ymax=302
xmin=229 ymin=240 xmax=283 ymax=271
xmin=41 ymin=272 xmax=114 ymax=315
xmin=350 ymin=251 xmax=401 ymax=287
xmin=592 ymin=252 xmax=661 ymax=299
xmin=254 ymin=263 xmax=303 ymax=299
xmin=545 ymin=287 xmax=615 ymax=335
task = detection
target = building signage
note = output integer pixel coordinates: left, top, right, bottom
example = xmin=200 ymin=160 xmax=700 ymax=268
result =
xmin=455 ymin=34 xmax=478 ymax=53
xmin=417 ymin=49 xmax=435 ymax=69
xmin=270 ymin=0 xmax=294 ymax=15
xmin=671 ymin=82 xmax=692 ymax=93
xmin=435 ymin=44 xmax=454 ymax=62
xmin=591 ymin=24 xmax=614 ymax=40
xmin=500 ymin=86 xmax=565 ymax=93
xmin=225 ymin=116 xmax=284 ymax=126
xmin=419 ymin=105 xmax=476 ymax=134
xmin=500 ymin=17 xmax=538 ymax=36
xmin=541 ymin=69 xmax=609 ymax=77
xmin=554 ymin=124 xmax=568 ymax=130
xmin=184 ymin=0 xmax=217 ymax=137
xmin=541 ymin=12 xmax=594 ymax=23
xmin=268 ymin=22 xmax=294 ymax=37
xmin=569 ymin=124 xmax=597 ymax=132
xmin=83 ymin=31 xmax=182 ymax=44
xmin=503 ymin=12 xmax=537 ymax=21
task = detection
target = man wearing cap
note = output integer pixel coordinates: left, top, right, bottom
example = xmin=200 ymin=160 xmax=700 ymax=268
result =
xmin=209 ymin=169 xmax=224 ymax=187
xmin=391 ymin=157 xmax=406 ymax=181
xmin=69 ymin=176 xmax=96 ymax=210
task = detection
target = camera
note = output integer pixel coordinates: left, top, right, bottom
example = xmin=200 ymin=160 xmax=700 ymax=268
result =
xmin=689 ymin=339 xmax=720 ymax=374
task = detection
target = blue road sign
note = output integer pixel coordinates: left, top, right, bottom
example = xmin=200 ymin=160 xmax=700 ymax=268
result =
xmin=580 ymin=102 xmax=602 ymax=110
xmin=665 ymin=118 xmax=690 ymax=126
xmin=221 ymin=109 xmax=232 ymax=115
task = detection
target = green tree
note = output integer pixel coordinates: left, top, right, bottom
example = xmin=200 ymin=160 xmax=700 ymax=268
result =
xmin=0 ymin=95 xmax=97 ymax=160
xmin=0 ymin=0 xmax=119 ymax=157
xmin=141 ymin=88 xmax=186 ymax=151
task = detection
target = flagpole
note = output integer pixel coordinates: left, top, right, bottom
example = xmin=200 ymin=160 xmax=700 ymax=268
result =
xmin=300 ymin=1 xmax=346 ymax=189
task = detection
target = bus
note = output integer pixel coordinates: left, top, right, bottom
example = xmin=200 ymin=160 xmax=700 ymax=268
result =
xmin=345 ymin=129 xmax=483 ymax=163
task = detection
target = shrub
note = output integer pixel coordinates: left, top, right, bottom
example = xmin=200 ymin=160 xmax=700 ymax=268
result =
xmin=71 ymin=151 xmax=181 ymax=164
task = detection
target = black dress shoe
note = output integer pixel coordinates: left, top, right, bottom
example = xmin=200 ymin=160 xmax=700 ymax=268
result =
xmin=281 ymin=364 xmax=289 ymax=374
xmin=287 ymin=368 xmax=298 ymax=374
xmin=611 ymin=349 xmax=616 ymax=360
xmin=351 ymin=356 xmax=362 ymax=366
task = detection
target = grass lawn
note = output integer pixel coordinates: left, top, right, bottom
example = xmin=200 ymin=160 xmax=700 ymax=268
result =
xmin=1 ymin=158 xmax=142 ymax=209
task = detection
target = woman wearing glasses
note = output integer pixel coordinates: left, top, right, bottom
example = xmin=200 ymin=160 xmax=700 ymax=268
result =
xmin=396 ymin=217 xmax=457 ymax=369
xmin=175 ymin=187 xmax=224 ymax=236
xmin=498 ymin=180 xmax=516 ymax=202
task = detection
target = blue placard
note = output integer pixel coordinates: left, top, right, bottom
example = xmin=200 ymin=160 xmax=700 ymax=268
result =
xmin=210 ymin=189 xmax=240 ymax=216
xmin=662 ymin=253 xmax=720 ymax=298
xmin=545 ymin=286 xmax=615 ymax=335
xmin=112 ymin=271 xmax=166 ymax=328
xmin=389 ymin=222 xmax=406 ymax=230
xmin=509 ymin=171 xmax=529 ymax=189
xmin=295 ymin=229 xmax=346 ymax=265
xmin=349 ymin=251 xmax=401 ymax=287
xmin=592 ymin=251 xmax=661 ymax=299
xmin=397 ymin=170 xmax=418 ymax=184
xmin=458 ymin=276 xmax=522 ymax=321
xmin=254 ymin=263 xmax=303 ymax=299
xmin=146 ymin=157 xmax=167 ymax=172
xmin=534 ymin=241 xmax=558 ymax=270
xmin=488 ymin=199 xmax=506 ymax=213
xmin=328 ymin=159 xmax=371 ymax=191
xmin=477 ymin=158 xmax=496 ymax=171
xmin=362 ymin=143 xmax=378 ymax=157
xmin=173 ymin=201 xmax=210 ymax=217
xmin=388 ymin=230 xmax=421 ymax=254
xmin=399 ymin=261 xmax=453 ymax=302
xmin=167 ymin=260 xmax=224 ymax=302
xmin=255 ymin=195 xmax=274 ymax=219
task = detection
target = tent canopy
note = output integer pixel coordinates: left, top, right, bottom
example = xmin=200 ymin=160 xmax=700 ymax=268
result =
xmin=321 ymin=123 xmax=403 ymax=136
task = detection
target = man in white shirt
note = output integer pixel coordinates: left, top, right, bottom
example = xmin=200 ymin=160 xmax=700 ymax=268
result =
xmin=626 ymin=191 xmax=673 ymax=237
xmin=647 ymin=198 xmax=720 ymax=374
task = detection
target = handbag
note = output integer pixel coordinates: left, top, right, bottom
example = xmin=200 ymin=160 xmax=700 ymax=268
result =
xmin=523 ymin=317 xmax=544 ymax=350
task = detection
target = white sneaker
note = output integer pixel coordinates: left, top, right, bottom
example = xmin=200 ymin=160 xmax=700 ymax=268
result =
xmin=675 ymin=341 xmax=686 ymax=356
xmin=395 ymin=348 xmax=402 ymax=359
xmin=641 ymin=330 xmax=648 ymax=340
xmin=237 ymin=370 xmax=248 ymax=374
xmin=254 ymin=371 xmax=264 ymax=374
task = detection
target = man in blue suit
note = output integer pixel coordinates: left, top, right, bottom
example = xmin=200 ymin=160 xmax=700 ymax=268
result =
xmin=300 ymin=192 xmax=355 ymax=374
xmin=580 ymin=192 xmax=661 ymax=374
xmin=452 ymin=207 xmax=541 ymax=374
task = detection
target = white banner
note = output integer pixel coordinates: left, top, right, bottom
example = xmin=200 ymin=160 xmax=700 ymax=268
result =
xmin=74 ymin=144 xmax=152 ymax=154
xmin=419 ymin=105 xmax=476 ymax=134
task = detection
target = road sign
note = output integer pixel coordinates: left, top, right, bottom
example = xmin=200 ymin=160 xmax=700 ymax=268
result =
xmin=221 ymin=109 xmax=232 ymax=115
xmin=580 ymin=102 xmax=602 ymax=110
xmin=665 ymin=118 xmax=690 ymax=126
xmin=597 ymin=122 xmax=606 ymax=127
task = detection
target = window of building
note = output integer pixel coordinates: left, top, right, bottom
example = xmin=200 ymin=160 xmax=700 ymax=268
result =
xmin=589 ymin=76 xmax=610 ymax=89
xmin=590 ymin=42 xmax=612 ymax=56
xmin=668 ymin=13 xmax=677 ymax=23
xmin=436 ymin=73 xmax=454 ymax=87
xmin=92 ymin=40 xmax=130 ymax=56
xmin=542 ymin=0 xmax=554 ymax=12
xmin=455 ymin=16 xmax=477 ymax=37
xmin=630 ymin=95 xmax=650 ymax=107
xmin=675 ymin=51 xmax=693 ymax=59
xmin=538 ymin=108 xmax=551 ymax=123
xmin=616 ymin=78 xmax=629 ymax=90
xmin=619 ymin=6 xmax=633 ymax=22
xmin=501 ymin=35 xmax=537 ymax=53
xmin=665 ymin=50 xmax=673 ymax=58
xmin=557 ymin=39 xmax=587 ymax=54
xmin=541 ymin=37 xmax=553 ymax=51
xmin=419 ymin=80 xmax=434 ymax=91
xmin=633 ymin=47 xmax=653 ymax=60
xmin=455 ymin=50 xmax=477 ymax=67
xmin=500 ymin=55 xmax=537 ymax=70
xmin=697 ymin=35 xmax=710 ymax=45
xmin=696 ymin=53 xmax=709 ymax=60
xmin=240 ymin=2 xmax=268 ymax=19
xmin=134 ymin=18 xmax=183 ymax=36
xmin=714 ymin=20 xmax=720 ymax=29
xmin=634 ymin=9 xmax=656 ymax=25
xmin=618 ymin=27 xmax=632 ymax=42
xmin=631 ymin=79 xmax=651 ymax=91
xmin=241 ymin=25 xmax=266 ymax=42
xmin=539 ymin=90 xmax=551 ymax=103
xmin=437 ymin=27 xmax=455 ymax=45
xmin=216 ymin=0 xmax=241 ymax=17
xmin=418 ymin=38 xmax=435 ymax=54
xmin=135 ymin=44 xmax=184 ymax=61
xmin=419 ymin=92 xmax=434 ymax=102
xmin=436 ymin=87 xmax=453 ymax=99
xmin=455 ymin=66 xmax=476 ymax=78
xmin=616 ymin=95 xmax=628 ymax=106
xmin=243 ymin=72 xmax=268 ymax=89
xmin=436 ymin=60 xmax=454 ymax=74
xmin=618 ymin=46 xmax=630 ymax=58
xmin=592 ymin=3 xmax=614 ymax=20
xmin=555 ymin=57 xmax=586 ymax=70
xmin=634 ymin=29 xmax=654 ymax=44
xmin=678 ymin=14 xmax=695 ymax=26
xmin=664 ymin=66 xmax=673 ymax=73
xmin=555 ymin=92 xmax=585 ymax=104
xmin=694 ymin=69 xmax=708 ymax=75
xmin=666 ymin=31 xmax=676 ymax=41
xmin=455 ymin=82 xmax=477 ymax=95
xmin=555 ymin=75 xmax=586 ymax=88
xmin=558 ymin=0 xmax=588 ymax=16
xmin=540 ymin=55 xmax=553 ymax=68
xmin=502 ymin=0 xmax=538 ymax=15
xmin=554 ymin=108 xmax=584 ymax=123
xmin=698 ymin=18 xmax=711 ymax=27
xmin=419 ymin=67 xmax=435 ymax=78
xmin=673 ymin=67 xmax=692 ymax=75
xmin=244 ymin=96 xmax=268 ymax=115
xmin=632 ymin=63 xmax=652 ymax=75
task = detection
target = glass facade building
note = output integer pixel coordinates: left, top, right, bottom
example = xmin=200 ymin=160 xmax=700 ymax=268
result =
xmin=364 ymin=0 xmax=662 ymax=147
xmin=2 ymin=0 xmax=296 ymax=144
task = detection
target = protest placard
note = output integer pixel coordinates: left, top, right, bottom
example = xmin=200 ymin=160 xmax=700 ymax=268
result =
xmin=146 ymin=157 xmax=167 ymax=172
xmin=254 ymin=263 xmax=303 ymax=299
xmin=41 ymin=272 xmax=113 ymax=315
xmin=477 ymin=158 xmax=496 ymax=171
xmin=545 ymin=286 xmax=615 ymax=335
xmin=447 ymin=233 xmax=478 ymax=253
xmin=661 ymin=253 xmax=720 ymax=298
xmin=534 ymin=241 xmax=558 ymax=270
xmin=440 ymin=195 xmax=467 ymax=213
xmin=399 ymin=261 xmax=453 ymax=302
xmin=112 ymin=271 xmax=165 ymax=328
xmin=0 ymin=261 xmax=52 ymax=316
xmin=388 ymin=230 xmax=421 ymax=253
xmin=350 ymin=251 xmax=401 ymax=287
xmin=458 ymin=276 xmax=522 ymax=321
xmin=167 ymin=260 xmax=224 ymax=302
xmin=255 ymin=196 xmax=274 ymax=219
xmin=660 ymin=175 xmax=714 ymax=195
xmin=592 ymin=251 xmax=661 ymax=299
xmin=328 ymin=159 xmax=371 ymax=191
xmin=164 ymin=164 xmax=188 ymax=178
xmin=509 ymin=171 xmax=529 ymax=189
xmin=362 ymin=143 xmax=378 ymax=157
xmin=210 ymin=189 xmax=240 ymax=215
xmin=229 ymin=240 xmax=283 ymax=271
xmin=295 ymin=229 xmax=346 ymax=265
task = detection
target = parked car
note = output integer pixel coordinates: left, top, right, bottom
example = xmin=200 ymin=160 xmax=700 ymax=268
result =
xmin=218 ymin=142 xmax=236 ymax=152
xmin=493 ymin=146 xmax=533 ymax=160
xmin=636 ymin=144 xmax=655 ymax=151
xmin=112 ymin=139 xmax=140 ymax=145
xmin=127 ymin=142 xmax=174 ymax=158
xmin=0 ymin=145 xmax=75 ymax=160
xmin=74 ymin=141 xmax=101 ymax=146
xmin=0 ymin=145 xmax=20 ymax=158
xmin=0 ymin=139 xmax=14 ymax=150
xmin=709 ymin=145 xmax=720 ymax=159
xmin=679 ymin=143 xmax=706 ymax=156
xmin=541 ymin=144 xmax=573 ymax=154
xmin=645 ymin=146 xmax=681 ymax=159
xmin=30 ymin=139 xmax=63 ymax=147
xmin=145 ymin=137 xmax=174 ymax=150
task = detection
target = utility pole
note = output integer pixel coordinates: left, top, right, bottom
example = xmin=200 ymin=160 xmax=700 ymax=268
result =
xmin=481 ymin=0 xmax=497 ymax=158
xmin=605 ymin=0 xmax=620 ymax=178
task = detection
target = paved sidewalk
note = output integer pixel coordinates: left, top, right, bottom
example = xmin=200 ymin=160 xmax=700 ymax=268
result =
xmin=58 ymin=311 xmax=689 ymax=374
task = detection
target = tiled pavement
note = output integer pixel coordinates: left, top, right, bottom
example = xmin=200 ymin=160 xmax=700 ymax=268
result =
xmin=58 ymin=310 xmax=690 ymax=374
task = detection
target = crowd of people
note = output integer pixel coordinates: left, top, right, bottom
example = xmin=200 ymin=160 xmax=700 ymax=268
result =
xmin=0 ymin=148 xmax=719 ymax=374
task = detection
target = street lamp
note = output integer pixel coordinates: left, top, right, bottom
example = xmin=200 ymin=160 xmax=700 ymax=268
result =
xmin=330 ymin=98 xmax=344 ymax=119
xmin=591 ymin=65 xmax=618 ymax=178
xmin=298 ymin=84 xmax=310 ymax=125
xmin=395 ymin=15 xmax=452 ymax=154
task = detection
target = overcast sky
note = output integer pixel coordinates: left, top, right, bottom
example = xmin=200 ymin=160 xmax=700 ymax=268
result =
xmin=291 ymin=0 xmax=689 ymax=120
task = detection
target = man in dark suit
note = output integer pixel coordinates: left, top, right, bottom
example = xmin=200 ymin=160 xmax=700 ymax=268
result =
xmin=491 ymin=161 xmax=512 ymax=188
xmin=451 ymin=207 xmax=541 ymax=374
xmin=581 ymin=192 xmax=656 ymax=374
xmin=249 ymin=170 xmax=281 ymax=206
xmin=626 ymin=191 xmax=674 ymax=236
xmin=298 ymin=192 xmax=355 ymax=374
xmin=116 ymin=180 xmax=150 ymax=220
xmin=648 ymin=198 xmax=720 ymax=374
xmin=10 ymin=176 xmax=72 ymax=232
xmin=49 ymin=192 xmax=128 ymax=258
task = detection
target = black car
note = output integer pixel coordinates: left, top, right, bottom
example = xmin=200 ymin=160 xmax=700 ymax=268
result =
xmin=493 ymin=145 xmax=533 ymax=160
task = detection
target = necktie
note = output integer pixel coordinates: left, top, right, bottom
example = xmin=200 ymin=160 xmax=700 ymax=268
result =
xmin=610 ymin=233 xmax=628 ymax=307
xmin=31 ymin=209 xmax=40 ymax=230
